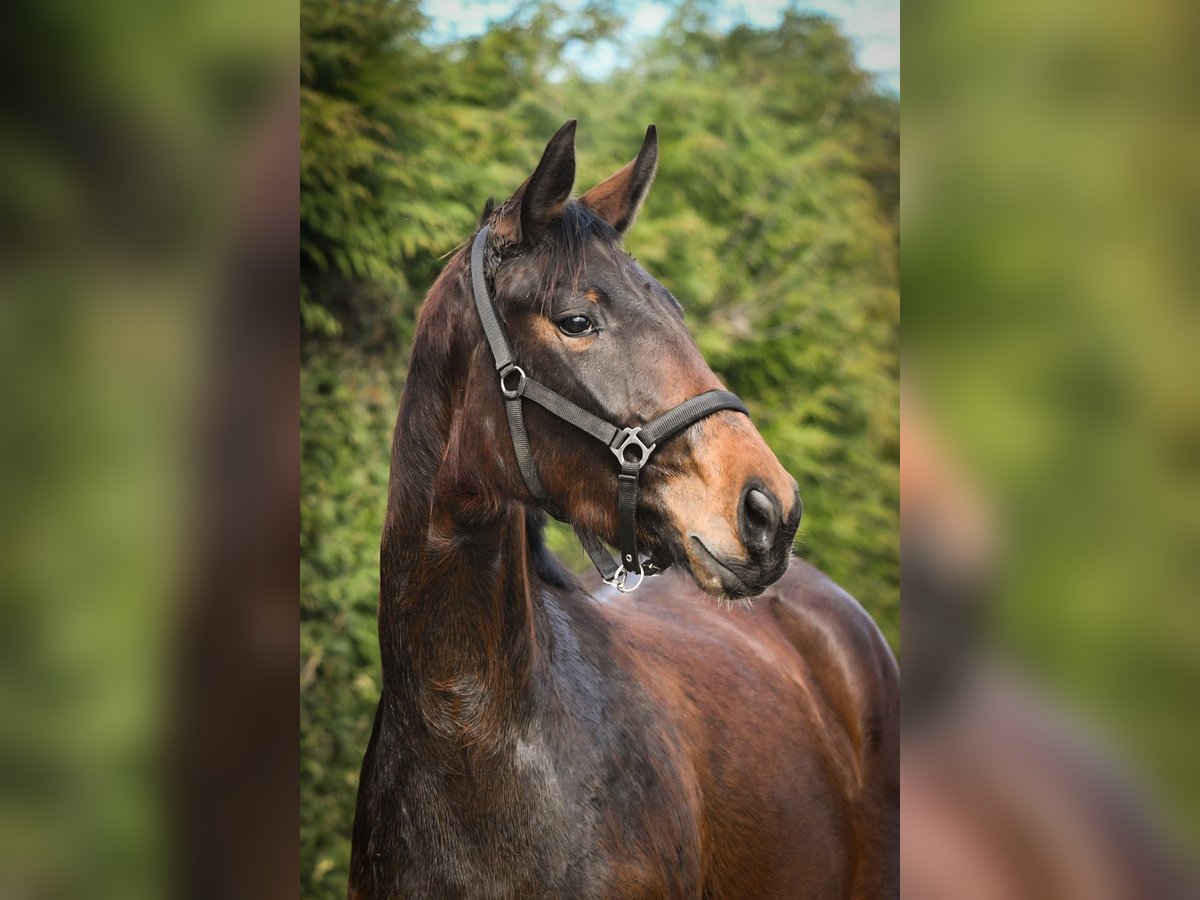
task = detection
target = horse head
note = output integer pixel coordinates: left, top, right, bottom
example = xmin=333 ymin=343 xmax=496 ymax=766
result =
xmin=444 ymin=120 xmax=801 ymax=597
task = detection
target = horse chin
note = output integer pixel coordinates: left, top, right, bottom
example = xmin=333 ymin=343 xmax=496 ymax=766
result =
xmin=682 ymin=534 xmax=784 ymax=600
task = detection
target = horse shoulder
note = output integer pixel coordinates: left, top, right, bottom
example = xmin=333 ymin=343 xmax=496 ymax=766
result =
xmin=765 ymin=560 xmax=899 ymax=789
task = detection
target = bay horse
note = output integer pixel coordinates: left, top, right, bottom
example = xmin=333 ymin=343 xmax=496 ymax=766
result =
xmin=349 ymin=120 xmax=898 ymax=898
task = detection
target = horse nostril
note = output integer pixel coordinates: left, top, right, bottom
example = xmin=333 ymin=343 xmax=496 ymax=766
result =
xmin=740 ymin=487 xmax=781 ymax=556
xmin=787 ymin=481 xmax=803 ymax=529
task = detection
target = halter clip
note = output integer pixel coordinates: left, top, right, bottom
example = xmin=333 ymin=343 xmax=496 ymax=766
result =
xmin=605 ymin=563 xmax=646 ymax=594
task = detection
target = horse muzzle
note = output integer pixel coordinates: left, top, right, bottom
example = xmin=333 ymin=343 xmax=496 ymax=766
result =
xmin=686 ymin=480 xmax=801 ymax=598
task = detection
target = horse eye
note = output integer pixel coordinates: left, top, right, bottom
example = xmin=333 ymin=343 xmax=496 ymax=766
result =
xmin=557 ymin=314 xmax=595 ymax=337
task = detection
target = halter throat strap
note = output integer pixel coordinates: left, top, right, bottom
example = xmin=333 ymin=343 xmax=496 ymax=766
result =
xmin=469 ymin=225 xmax=749 ymax=592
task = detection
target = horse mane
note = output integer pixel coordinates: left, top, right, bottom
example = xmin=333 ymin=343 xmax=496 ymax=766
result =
xmin=379 ymin=247 xmax=468 ymax=587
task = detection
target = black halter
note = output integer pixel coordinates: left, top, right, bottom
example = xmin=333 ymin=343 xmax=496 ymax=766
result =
xmin=469 ymin=225 xmax=749 ymax=593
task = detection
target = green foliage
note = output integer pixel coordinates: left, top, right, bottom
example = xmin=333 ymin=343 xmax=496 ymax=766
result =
xmin=300 ymin=351 xmax=396 ymax=893
xmin=301 ymin=4 xmax=898 ymax=897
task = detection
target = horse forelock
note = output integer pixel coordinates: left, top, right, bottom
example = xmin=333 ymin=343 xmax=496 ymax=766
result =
xmin=488 ymin=200 xmax=622 ymax=319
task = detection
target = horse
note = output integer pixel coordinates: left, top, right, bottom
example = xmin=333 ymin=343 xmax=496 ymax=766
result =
xmin=348 ymin=120 xmax=899 ymax=899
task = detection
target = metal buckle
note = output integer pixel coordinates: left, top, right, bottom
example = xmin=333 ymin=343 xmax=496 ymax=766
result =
xmin=499 ymin=364 xmax=527 ymax=399
xmin=610 ymin=427 xmax=656 ymax=469
xmin=604 ymin=563 xmax=646 ymax=594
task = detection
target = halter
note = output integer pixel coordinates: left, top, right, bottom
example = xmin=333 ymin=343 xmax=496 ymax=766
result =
xmin=469 ymin=225 xmax=749 ymax=593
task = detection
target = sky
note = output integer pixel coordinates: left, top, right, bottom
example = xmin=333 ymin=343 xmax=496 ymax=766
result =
xmin=423 ymin=0 xmax=900 ymax=94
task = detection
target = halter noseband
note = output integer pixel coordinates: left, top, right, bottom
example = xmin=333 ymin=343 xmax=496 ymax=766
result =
xmin=469 ymin=225 xmax=749 ymax=593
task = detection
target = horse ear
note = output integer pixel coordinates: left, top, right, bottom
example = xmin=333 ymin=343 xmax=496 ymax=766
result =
xmin=493 ymin=119 xmax=577 ymax=245
xmin=580 ymin=125 xmax=658 ymax=236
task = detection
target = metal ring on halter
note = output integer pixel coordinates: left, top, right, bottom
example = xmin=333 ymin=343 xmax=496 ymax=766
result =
xmin=610 ymin=426 xmax=656 ymax=469
xmin=499 ymin=364 xmax=527 ymax=399
xmin=605 ymin=563 xmax=646 ymax=594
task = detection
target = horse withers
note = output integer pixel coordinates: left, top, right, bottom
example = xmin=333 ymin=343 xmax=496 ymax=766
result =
xmin=348 ymin=120 xmax=898 ymax=899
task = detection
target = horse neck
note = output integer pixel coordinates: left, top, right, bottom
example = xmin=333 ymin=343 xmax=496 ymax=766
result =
xmin=378 ymin=254 xmax=546 ymax=749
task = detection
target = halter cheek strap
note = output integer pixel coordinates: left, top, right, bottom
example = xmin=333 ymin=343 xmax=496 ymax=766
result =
xmin=469 ymin=225 xmax=749 ymax=592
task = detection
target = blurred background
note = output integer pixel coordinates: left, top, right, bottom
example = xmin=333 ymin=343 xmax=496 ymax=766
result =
xmin=903 ymin=0 xmax=1200 ymax=893
xmin=300 ymin=1 xmax=899 ymax=896
xmin=0 ymin=0 xmax=298 ymax=896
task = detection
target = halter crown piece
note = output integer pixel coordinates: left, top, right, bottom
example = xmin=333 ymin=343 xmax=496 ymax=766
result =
xmin=469 ymin=225 xmax=749 ymax=593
